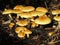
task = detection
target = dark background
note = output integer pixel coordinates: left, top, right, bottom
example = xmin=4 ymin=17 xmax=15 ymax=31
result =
xmin=0 ymin=0 xmax=54 ymax=10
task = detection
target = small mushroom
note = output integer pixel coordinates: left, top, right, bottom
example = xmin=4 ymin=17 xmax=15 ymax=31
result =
xmin=34 ymin=15 xmax=51 ymax=25
xmin=2 ymin=9 xmax=13 ymax=19
xmin=52 ymin=9 xmax=60 ymax=15
xmin=54 ymin=16 xmax=60 ymax=28
xmin=24 ymin=29 xmax=32 ymax=38
xmin=21 ymin=6 xmax=35 ymax=12
xmin=2 ymin=9 xmax=13 ymax=14
xmin=15 ymin=27 xmax=27 ymax=33
xmin=17 ymin=32 xmax=25 ymax=38
xmin=16 ymin=19 xmax=28 ymax=26
xmin=30 ymin=11 xmax=45 ymax=17
xmin=9 ymin=22 xmax=14 ymax=29
xmin=17 ymin=12 xmax=32 ymax=18
xmin=36 ymin=7 xmax=48 ymax=13
xmin=14 ymin=5 xmax=24 ymax=10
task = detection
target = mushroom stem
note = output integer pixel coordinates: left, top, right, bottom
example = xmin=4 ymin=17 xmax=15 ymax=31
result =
xmin=27 ymin=34 xmax=29 ymax=38
xmin=17 ymin=15 xmax=19 ymax=19
xmin=9 ymin=14 xmax=12 ymax=19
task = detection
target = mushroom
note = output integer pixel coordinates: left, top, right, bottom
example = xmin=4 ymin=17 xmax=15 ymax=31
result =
xmin=12 ymin=9 xmax=22 ymax=18
xmin=17 ymin=12 xmax=32 ymax=18
xmin=17 ymin=32 xmax=25 ymax=38
xmin=13 ymin=5 xmax=24 ymax=10
xmin=2 ymin=9 xmax=13 ymax=19
xmin=52 ymin=9 xmax=60 ymax=15
xmin=30 ymin=11 xmax=45 ymax=17
xmin=15 ymin=26 xmax=27 ymax=33
xmin=54 ymin=16 xmax=60 ymax=22
xmin=16 ymin=19 xmax=28 ymax=26
xmin=13 ymin=9 xmax=22 ymax=14
xmin=10 ymin=22 xmax=14 ymax=25
xmin=9 ymin=22 xmax=14 ymax=29
xmin=34 ymin=15 xmax=51 ymax=25
xmin=54 ymin=16 xmax=60 ymax=28
xmin=24 ymin=29 xmax=32 ymax=38
xmin=21 ymin=6 xmax=35 ymax=12
xmin=36 ymin=7 xmax=48 ymax=13
xmin=52 ymin=9 xmax=60 ymax=28
xmin=2 ymin=9 xmax=13 ymax=14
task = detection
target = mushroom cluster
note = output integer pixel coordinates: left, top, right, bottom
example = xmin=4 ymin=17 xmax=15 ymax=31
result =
xmin=2 ymin=5 xmax=51 ymax=39
xmin=52 ymin=9 xmax=60 ymax=28
xmin=15 ymin=26 xmax=32 ymax=38
xmin=2 ymin=5 xmax=60 ymax=39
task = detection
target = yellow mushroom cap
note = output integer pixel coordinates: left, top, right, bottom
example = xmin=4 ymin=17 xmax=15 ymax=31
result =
xmin=16 ymin=19 xmax=28 ymax=26
xmin=9 ymin=24 xmax=13 ymax=28
xmin=15 ymin=27 xmax=27 ymax=33
xmin=12 ymin=9 xmax=22 ymax=14
xmin=36 ymin=7 xmax=48 ymax=13
xmin=18 ymin=12 xmax=32 ymax=18
xmin=17 ymin=32 xmax=25 ymax=38
xmin=24 ymin=30 xmax=32 ymax=38
xmin=9 ymin=22 xmax=14 ymax=28
xmin=54 ymin=16 xmax=60 ymax=21
xmin=14 ymin=5 xmax=23 ymax=10
xmin=52 ymin=9 xmax=60 ymax=15
xmin=31 ymin=11 xmax=45 ymax=17
xmin=2 ymin=9 xmax=13 ymax=14
xmin=10 ymin=22 xmax=14 ymax=26
xmin=24 ymin=30 xmax=32 ymax=34
xmin=34 ymin=15 xmax=51 ymax=25
xmin=21 ymin=6 xmax=35 ymax=12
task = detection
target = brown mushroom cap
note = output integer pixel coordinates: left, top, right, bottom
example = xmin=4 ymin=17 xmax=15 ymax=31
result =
xmin=18 ymin=12 xmax=32 ymax=18
xmin=14 ymin=5 xmax=23 ymax=10
xmin=15 ymin=27 xmax=27 ymax=33
xmin=54 ymin=16 xmax=60 ymax=21
xmin=13 ymin=9 xmax=22 ymax=14
xmin=34 ymin=15 xmax=51 ymax=25
xmin=21 ymin=6 xmax=35 ymax=12
xmin=31 ymin=11 xmax=45 ymax=17
xmin=16 ymin=19 xmax=28 ymax=26
xmin=2 ymin=9 xmax=13 ymax=14
xmin=52 ymin=9 xmax=60 ymax=15
xmin=36 ymin=7 xmax=48 ymax=13
xmin=17 ymin=32 xmax=25 ymax=38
